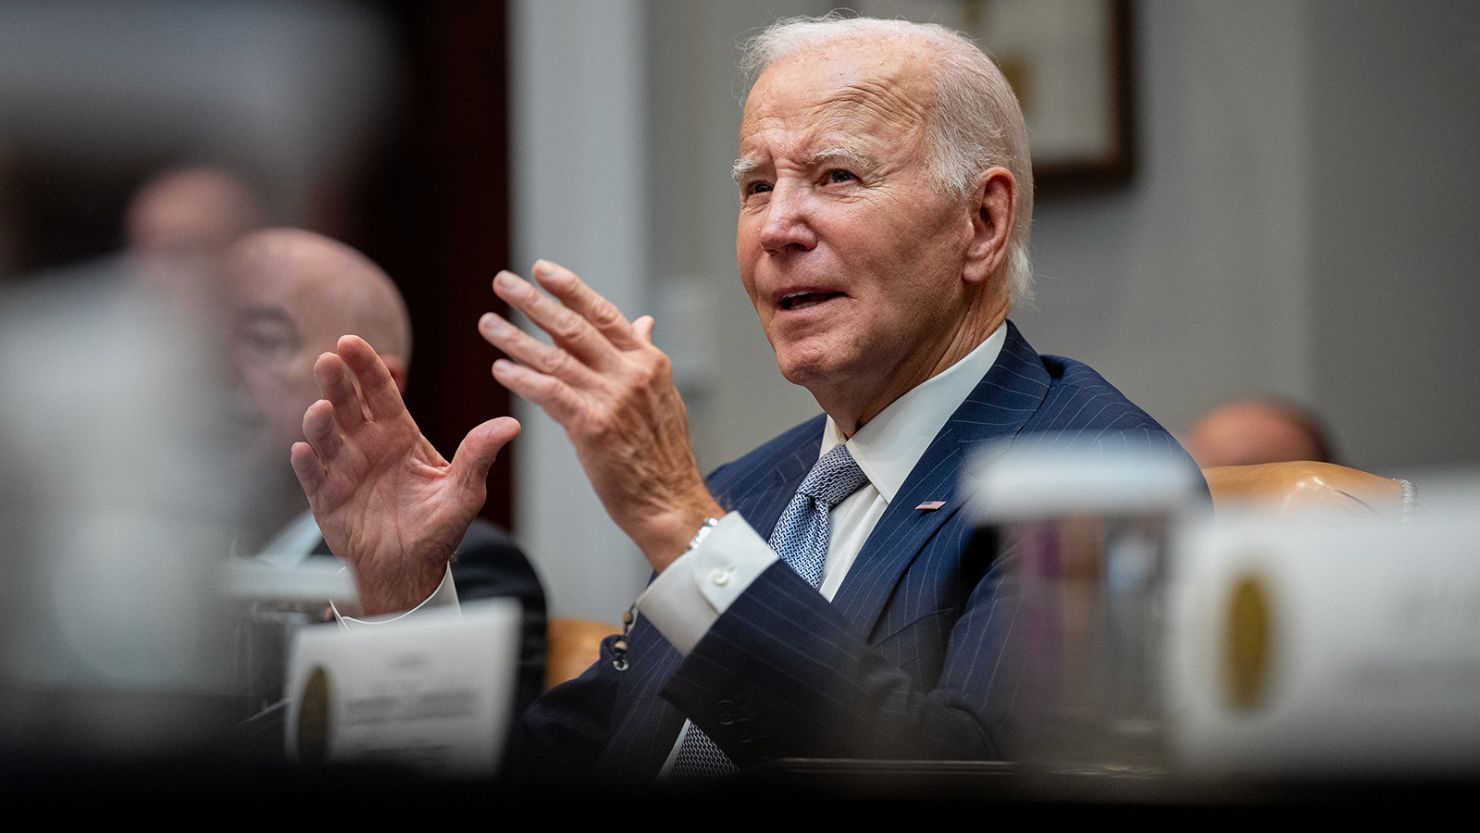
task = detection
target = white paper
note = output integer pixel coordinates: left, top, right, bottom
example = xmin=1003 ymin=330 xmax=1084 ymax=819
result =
xmin=284 ymin=599 xmax=521 ymax=776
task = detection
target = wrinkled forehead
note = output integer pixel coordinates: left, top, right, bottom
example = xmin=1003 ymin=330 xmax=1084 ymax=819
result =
xmin=739 ymin=40 xmax=935 ymax=154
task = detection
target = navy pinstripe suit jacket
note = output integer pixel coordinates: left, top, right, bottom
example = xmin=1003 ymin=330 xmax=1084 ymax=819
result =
xmin=513 ymin=321 xmax=1195 ymax=780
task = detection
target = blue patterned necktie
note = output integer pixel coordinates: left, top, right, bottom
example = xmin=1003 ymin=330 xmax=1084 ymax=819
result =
xmin=668 ymin=443 xmax=869 ymax=779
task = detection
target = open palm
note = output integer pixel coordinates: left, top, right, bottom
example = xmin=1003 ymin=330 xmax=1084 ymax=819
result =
xmin=290 ymin=335 xmax=519 ymax=615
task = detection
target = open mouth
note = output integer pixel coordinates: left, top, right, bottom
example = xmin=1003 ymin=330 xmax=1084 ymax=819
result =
xmin=779 ymin=291 xmax=844 ymax=311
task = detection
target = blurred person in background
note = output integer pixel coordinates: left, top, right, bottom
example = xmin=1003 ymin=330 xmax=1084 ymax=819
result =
xmin=126 ymin=165 xmax=264 ymax=264
xmin=1186 ymin=398 xmax=1338 ymax=469
xmin=124 ymin=164 xmax=265 ymax=328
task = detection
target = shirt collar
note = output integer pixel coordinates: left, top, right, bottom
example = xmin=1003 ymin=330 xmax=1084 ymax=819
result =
xmin=820 ymin=322 xmax=1007 ymax=503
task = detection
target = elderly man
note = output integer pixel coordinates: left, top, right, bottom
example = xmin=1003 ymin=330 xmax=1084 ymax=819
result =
xmin=225 ymin=228 xmax=546 ymax=715
xmin=290 ymin=17 xmax=1193 ymax=777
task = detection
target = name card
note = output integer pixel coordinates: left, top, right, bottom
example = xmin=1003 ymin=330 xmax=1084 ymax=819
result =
xmin=1167 ymin=506 xmax=1480 ymax=776
xmin=285 ymin=599 xmax=521 ymax=776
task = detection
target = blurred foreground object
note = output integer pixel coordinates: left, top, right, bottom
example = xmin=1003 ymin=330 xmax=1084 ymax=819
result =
xmin=0 ymin=0 xmax=394 ymax=762
xmin=0 ymin=268 xmax=244 ymax=756
xmin=971 ymin=444 xmax=1476 ymax=780
xmin=0 ymin=0 xmax=393 ymax=277
xmin=967 ymin=441 xmax=1204 ymax=775
xmin=1168 ymin=484 xmax=1480 ymax=777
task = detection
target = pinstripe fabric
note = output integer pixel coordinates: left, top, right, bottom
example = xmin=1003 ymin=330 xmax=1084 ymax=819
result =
xmin=670 ymin=444 xmax=868 ymax=777
xmin=510 ymin=321 xmax=1201 ymax=778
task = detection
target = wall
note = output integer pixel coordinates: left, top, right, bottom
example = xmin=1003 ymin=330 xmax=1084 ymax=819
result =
xmin=1018 ymin=0 xmax=1315 ymax=439
xmin=509 ymin=0 xmax=652 ymax=621
xmin=1304 ymin=0 xmax=1480 ymax=472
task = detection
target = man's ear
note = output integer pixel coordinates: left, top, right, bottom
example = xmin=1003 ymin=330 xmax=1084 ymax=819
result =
xmin=383 ymin=354 xmax=410 ymax=395
xmin=963 ymin=167 xmax=1017 ymax=287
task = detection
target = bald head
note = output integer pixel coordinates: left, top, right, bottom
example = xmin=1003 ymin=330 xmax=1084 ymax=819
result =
xmin=1186 ymin=400 xmax=1336 ymax=469
xmin=225 ymin=228 xmax=411 ymax=472
xmin=228 ymin=228 xmax=410 ymax=365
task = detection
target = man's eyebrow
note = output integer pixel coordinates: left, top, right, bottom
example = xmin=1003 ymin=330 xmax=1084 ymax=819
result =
xmin=731 ymin=145 xmax=875 ymax=184
xmin=806 ymin=145 xmax=873 ymax=170
xmin=731 ymin=157 xmax=762 ymax=184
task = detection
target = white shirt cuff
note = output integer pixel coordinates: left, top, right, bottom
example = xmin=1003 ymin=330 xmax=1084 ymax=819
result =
xmin=636 ymin=512 xmax=777 ymax=655
xmin=334 ymin=565 xmax=460 ymax=629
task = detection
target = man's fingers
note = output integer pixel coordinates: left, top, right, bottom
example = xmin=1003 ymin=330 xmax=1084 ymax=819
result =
xmin=531 ymin=259 xmax=642 ymax=350
xmin=450 ymin=416 xmax=521 ymax=493
xmin=493 ymin=271 xmax=620 ymax=370
xmin=492 ymin=358 xmax=589 ymax=427
xmin=289 ymin=441 xmax=325 ymax=495
xmin=337 ymin=334 xmax=406 ymax=422
xmin=633 ymin=315 xmax=655 ymax=345
xmin=314 ymin=352 xmax=365 ymax=430
xmin=478 ymin=312 xmax=602 ymax=389
xmin=302 ymin=399 xmax=344 ymax=459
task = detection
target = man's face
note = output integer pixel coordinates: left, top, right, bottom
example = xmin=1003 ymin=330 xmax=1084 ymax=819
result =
xmin=225 ymin=252 xmax=349 ymax=471
xmin=734 ymin=40 xmax=977 ymax=418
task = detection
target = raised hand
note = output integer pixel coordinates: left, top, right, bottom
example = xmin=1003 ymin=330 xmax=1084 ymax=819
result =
xmin=479 ymin=260 xmax=723 ymax=572
xmin=289 ymin=334 xmax=520 ymax=615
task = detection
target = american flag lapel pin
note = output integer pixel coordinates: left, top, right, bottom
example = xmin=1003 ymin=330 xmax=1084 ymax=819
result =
xmin=915 ymin=500 xmax=946 ymax=511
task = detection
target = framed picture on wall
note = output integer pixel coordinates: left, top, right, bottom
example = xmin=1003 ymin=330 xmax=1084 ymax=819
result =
xmin=855 ymin=0 xmax=1135 ymax=188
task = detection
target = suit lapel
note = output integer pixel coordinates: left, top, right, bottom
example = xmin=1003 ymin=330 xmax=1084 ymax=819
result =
xmin=830 ymin=321 xmax=1053 ymax=638
xmin=617 ymin=324 xmax=1051 ymax=769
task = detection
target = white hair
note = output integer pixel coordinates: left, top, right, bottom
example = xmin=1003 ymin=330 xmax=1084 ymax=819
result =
xmin=742 ymin=14 xmax=1035 ymax=303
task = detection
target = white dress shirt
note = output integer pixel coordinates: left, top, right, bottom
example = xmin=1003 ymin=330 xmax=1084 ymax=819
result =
xmin=640 ymin=323 xmax=1005 ymax=774
xmin=637 ymin=321 xmax=1006 ymax=654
